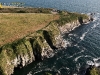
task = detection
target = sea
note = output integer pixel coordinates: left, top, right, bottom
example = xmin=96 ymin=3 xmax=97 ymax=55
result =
xmin=0 ymin=0 xmax=100 ymax=75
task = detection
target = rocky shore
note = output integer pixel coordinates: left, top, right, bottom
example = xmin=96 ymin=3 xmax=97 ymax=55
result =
xmin=0 ymin=11 xmax=91 ymax=75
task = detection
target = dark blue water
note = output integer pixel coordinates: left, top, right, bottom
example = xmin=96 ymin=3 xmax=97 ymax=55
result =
xmin=1 ymin=0 xmax=100 ymax=75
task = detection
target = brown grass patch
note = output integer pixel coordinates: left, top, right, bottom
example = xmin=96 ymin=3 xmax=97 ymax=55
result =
xmin=0 ymin=13 xmax=59 ymax=46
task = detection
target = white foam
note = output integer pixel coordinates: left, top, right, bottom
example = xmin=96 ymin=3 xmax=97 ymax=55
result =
xmin=94 ymin=62 xmax=100 ymax=67
xmin=73 ymin=74 xmax=77 ymax=75
xmin=67 ymin=55 xmax=73 ymax=58
xmin=62 ymin=39 xmax=72 ymax=48
xmin=86 ymin=57 xmax=100 ymax=67
xmin=93 ymin=57 xmax=100 ymax=62
xmin=86 ymin=61 xmax=94 ymax=65
xmin=94 ymin=63 xmax=100 ymax=67
xmin=80 ymin=32 xmax=87 ymax=40
xmin=33 ymin=70 xmax=43 ymax=75
xmin=68 ymin=33 xmax=73 ymax=36
xmin=94 ymin=15 xmax=98 ymax=21
xmin=97 ymin=22 xmax=100 ymax=25
xmin=84 ymin=55 xmax=93 ymax=58
xmin=74 ymin=56 xmax=83 ymax=62
xmin=72 ymin=25 xmax=80 ymax=31
xmin=66 ymin=67 xmax=70 ymax=70
xmin=27 ymin=71 xmax=32 ymax=75
xmin=69 ymin=34 xmax=77 ymax=37
xmin=67 ymin=50 xmax=84 ymax=59
xmin=74 ymin=34 xmax=77 ymax=37
xmin=74 ymin=44 xmax=80 ymax=48
xmin=91 ymin=22 xmax=99 ymax=29
xmin=91 ymin=24 xmax=97 ymax=29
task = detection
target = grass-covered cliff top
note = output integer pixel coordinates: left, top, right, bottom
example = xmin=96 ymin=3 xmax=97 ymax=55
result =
xmin=0 ymin=8 xmax=90 ymax=75
xmin=0 ymin=8 xmax=89 ymax=47
xmin=0 ymin=13 xmax=59 ymax=46
xmin=57 ymin=11 xmax=89 ymax=26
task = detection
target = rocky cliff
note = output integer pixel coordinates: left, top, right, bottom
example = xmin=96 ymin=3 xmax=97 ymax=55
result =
xmin=0 ymin=12 xmax=90 ymax=75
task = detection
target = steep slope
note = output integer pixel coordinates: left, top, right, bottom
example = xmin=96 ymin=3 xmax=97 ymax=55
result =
xmin=0 ymin=11 xmax=90 ymax=75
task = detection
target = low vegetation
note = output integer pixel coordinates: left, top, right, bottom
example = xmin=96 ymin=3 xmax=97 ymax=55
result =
xmin=90 ymin=67 xmax=99 ymax=75
xmin=57 ymin=11 xmax=89 ymax=26
xmin=0 ymin=13 xmax=59 ymax=46
xmin=0 ymin=8 xmax=52 ymax=13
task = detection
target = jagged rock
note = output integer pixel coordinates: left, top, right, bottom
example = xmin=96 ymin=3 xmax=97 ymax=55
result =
xmin=85 ymin=65 xmax=99 ymax=75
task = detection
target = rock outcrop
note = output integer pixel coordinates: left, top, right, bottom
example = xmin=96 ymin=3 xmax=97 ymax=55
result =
xmin=85 ymin=65 xmax=100 ymax=75
xmin=0 ymin=12 xmax=90 ymax=75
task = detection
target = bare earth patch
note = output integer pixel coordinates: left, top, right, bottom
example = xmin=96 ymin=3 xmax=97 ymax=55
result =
xmin=0 ymin=13 xmax=59 ymax=46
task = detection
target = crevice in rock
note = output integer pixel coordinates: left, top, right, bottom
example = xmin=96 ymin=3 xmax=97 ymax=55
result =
xmin=0 ymin=47 xmax=3 ymax=53
xmin=22 ymin=40 xmax=31 ymax=59
xmin=43 ymin=30 xmax=58 ymax=50
xmin=78 ymin=17 xmax=83 ymax=25
xmin=0 ymin=67 xmax=5 ymax=75
xmin=29 ymin=38 xmax=42 ymax=61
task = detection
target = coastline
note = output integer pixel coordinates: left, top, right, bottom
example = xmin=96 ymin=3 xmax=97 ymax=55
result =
xmin=0 ymin=9 xmax=91 ymax=75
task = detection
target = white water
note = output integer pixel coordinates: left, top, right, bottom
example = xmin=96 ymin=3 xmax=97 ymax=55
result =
xmin=8 ymin=0 xmax=100 ymax=73
xmin=24 ymin=13 xmax=100 ymax=75
xmin=80 ymin=32 xmax=87 ymax=40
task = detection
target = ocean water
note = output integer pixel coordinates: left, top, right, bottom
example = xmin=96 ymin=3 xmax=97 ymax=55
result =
xmin=1 ymin=0 xmax=100 ymax=75
xmin=1 ymin=0 xmax=100 ymax=13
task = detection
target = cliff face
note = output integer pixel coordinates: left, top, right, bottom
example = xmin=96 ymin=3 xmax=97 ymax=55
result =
xmin=0 ymin=13 xmax=90 ymax=75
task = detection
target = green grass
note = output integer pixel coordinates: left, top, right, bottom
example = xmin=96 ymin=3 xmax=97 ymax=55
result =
xmin=90 ymin=68 xmax=98 ymax=75
xmin=0 ymin=8 xmax=52 ymax=13
xmin=57 ymin=12 xmax=89 ymax=26
xmin=0 ymin=13 xmax=59 ymax=46
xmin=0 ymin=38 xmax=35 ymax=75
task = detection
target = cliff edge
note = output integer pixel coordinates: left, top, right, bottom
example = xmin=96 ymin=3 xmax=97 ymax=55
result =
xmin=0 ymin=11 xmax=90 ymax=75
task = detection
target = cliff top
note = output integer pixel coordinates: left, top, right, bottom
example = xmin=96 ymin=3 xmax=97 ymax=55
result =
xmin=0 ymin=13 xmax=59 ymax=46
xmin=0 ymin=8 xmax=89 ymax=47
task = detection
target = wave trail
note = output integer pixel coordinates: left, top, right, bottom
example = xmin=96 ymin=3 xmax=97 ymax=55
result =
xmin=74 ymin=56 xmax=83 ymax=62
xmin=80 ymin=32 xmax=87 ymax=40
xmin=67 ymin=49 xmax=84 ymax=59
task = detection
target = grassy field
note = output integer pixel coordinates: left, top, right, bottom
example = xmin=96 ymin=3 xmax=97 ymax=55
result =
xmin=0 ymin=13 xmax=59 ymax=46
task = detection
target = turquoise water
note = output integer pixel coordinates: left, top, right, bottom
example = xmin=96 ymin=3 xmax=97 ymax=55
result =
xmin=1 ymin=0 xmax=100 ymax=75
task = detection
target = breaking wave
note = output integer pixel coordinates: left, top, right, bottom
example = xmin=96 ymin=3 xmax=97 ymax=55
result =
xmin=25 ymin=13 xmax=100 ymax=75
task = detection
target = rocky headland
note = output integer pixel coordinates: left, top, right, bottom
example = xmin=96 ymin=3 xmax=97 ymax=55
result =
xmin=0 ymin=9 xmax=91 ymax=75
